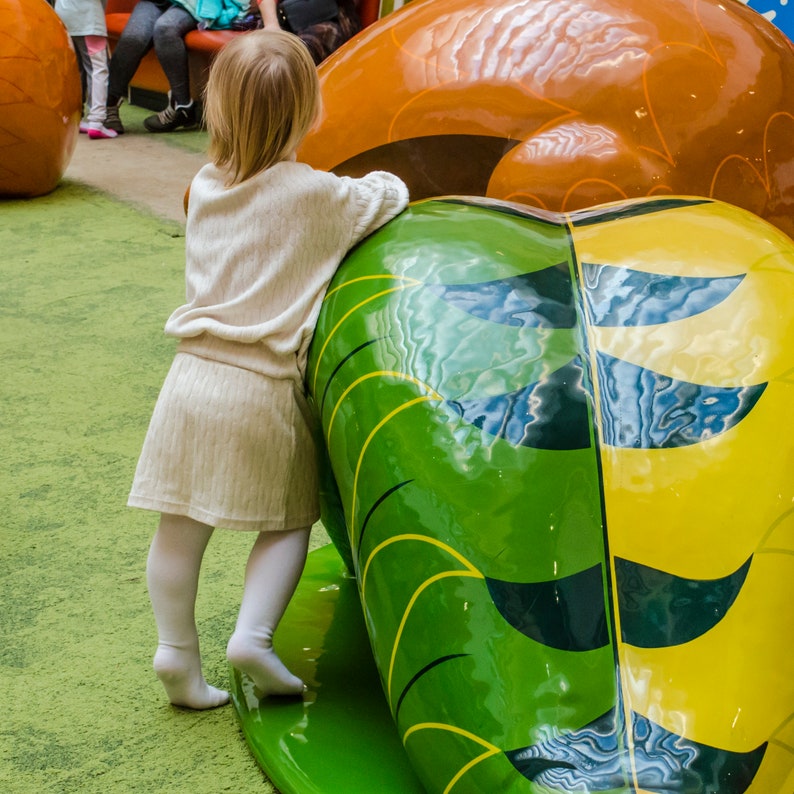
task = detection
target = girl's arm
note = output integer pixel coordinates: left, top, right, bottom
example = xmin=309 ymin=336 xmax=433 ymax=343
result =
xmin=256 ymin=0 xmax=281 ymax=30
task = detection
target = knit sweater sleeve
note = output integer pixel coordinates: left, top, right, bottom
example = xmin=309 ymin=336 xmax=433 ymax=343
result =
xmin=291 ymin=168 xmax=409 ymax=374
xmin=342 ymin=171 xmax=410 ymax=247
xmin=163 ymin=163 xmax=408 ymax=381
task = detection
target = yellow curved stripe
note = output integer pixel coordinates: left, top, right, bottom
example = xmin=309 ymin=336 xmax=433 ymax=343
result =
xmin=443 ymin=748 xmax=503 ymax=794
xmin=326 ymin=370 xmax=441 ymax=444
xmin=361 ymin=534 xmax=481 ymax=601
xmin=350 ymin=395 xmax=441 ymax=551
xmin=386 ymin=569 xmax=484 ymax=706
xmin=757 ymin=505 xmax=794 ymax=553
xmin=323 ymin=273 xmax=422 ymax=302
xmin=403 ymin=724 xmax=502 ymax=794
xmin=310 ymin=279 xmax=422 ymax=393
xmin=360 ymin=534 xmax=481 ymax=619
xmin=403 ymin=722 xmax=501 ymax=753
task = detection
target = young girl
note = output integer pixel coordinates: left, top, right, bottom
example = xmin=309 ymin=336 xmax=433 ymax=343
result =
xmin=54 ymin=0 xmax=118 ymax=138
xmin=128 ymin=29 xmax=409 ymax=709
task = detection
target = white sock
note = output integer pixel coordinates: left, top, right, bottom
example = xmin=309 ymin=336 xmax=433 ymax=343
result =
xmin=227 ymin=528 xmax=310 ymax=697
xmin=152 ymin=643 xmax=228 ymax=710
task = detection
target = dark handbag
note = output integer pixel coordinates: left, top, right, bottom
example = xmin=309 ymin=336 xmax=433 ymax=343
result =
xmin=277 ymin=0 xmax=339 ymax=31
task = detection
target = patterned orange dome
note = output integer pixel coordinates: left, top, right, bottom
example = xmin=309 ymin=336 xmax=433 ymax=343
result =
xmin=0 ymin=0 xmax=82 ymax=197
xmin=301 ymin=0 xmax=794 ymax=239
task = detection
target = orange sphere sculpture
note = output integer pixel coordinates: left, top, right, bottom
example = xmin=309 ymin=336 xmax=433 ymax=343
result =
xmin=0 ymin=0 xmax=81 ymax=197
xmin=300 ymin=0 xmax=794 ymax=239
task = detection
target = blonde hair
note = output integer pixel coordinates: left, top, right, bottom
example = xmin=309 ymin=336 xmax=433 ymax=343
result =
xmin=204 ymin=30 xmax=321 ymax=185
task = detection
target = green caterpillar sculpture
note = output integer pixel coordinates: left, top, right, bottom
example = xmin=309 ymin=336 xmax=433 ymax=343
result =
xmin=305 ymin=195 xmax=794 ymax=793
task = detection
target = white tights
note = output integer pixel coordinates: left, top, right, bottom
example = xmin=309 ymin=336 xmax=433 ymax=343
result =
xmin=146 ymin=513 xmax=310 ymax=709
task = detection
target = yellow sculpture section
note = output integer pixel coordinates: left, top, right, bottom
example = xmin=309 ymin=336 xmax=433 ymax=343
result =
xmin=572 ymin=201 xmax=794 ymax=791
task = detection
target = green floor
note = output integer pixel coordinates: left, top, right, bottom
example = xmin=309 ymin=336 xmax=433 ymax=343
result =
xmin=119 ymin=102 xmax=210 ymax=153
xmin=0 ymin=111 xmax=325 ymax=792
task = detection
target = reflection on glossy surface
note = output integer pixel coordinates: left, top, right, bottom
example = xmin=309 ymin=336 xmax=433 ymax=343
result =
xmin=507 ymin=707 xmax=768 ymax=792
xmin=0 ymin=0 xmax=81 ymax=197
xmin=304 ymin=196 xmax=794 ymax=793
xmin=230 ymin=544 xmax=425 ymax=794
xmin=301 ymin=0 xmax=794 ymax=238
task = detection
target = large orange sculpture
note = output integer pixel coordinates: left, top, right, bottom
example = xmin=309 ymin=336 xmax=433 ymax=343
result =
xmin=300 ymin=0 xmax=794 ymax=239
xmin=0 ymin=0 xmax=81 ymax=197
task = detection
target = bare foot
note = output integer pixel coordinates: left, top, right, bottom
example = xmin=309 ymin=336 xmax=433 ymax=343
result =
xmin=227 ymin=633 xmax=304 ymax=697
xmin=153 ymin=645 xmax=229 ymax=710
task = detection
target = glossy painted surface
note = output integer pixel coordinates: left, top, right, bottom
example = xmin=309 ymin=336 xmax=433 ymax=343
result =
xmin=0 ymin=0 xmax=81 ymax=197
xmin=306 ymin=196 xmax=794 ymax=793
xmin=301 ymin=0 xmax=794 ymax=240
xmin=230 ymin=544 xmax=424 ymax=794
xmin=745 ymin=0 xmax=794 ymax=41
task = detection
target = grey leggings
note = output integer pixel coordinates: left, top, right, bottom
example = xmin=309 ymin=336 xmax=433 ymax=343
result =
xmin=108 ymin=0 xmax=197 ymax=106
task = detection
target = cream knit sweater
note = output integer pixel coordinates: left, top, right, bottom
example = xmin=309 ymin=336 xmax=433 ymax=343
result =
xmin=168 ymin=161 xmax=409 ymax=381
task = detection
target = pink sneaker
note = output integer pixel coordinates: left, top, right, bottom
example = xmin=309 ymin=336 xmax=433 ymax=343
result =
xmin=87 ymin=123 xmax=118 ymax=140
xmin=79 ymin=120 xmax=90 ymax=134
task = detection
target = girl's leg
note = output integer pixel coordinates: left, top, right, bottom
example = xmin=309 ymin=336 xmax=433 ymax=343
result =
xmin=70 ymin=36 xmax=90 ymax=111
xmin=83 ymin=37 xmax=110 ymax=122
xmin=107 ymin=0 xmax=167 ymax=104
xmin=146 ymin=512 xmax=229 ymax=709
xmin=227 ymin=528 xmax=311 ymax=696
xmin=152 ymin=6 xmax=198 ymax=106
xmin=83 ymin=37 xmax=118 ymax=138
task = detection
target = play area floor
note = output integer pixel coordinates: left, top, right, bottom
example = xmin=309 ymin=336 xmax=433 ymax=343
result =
xmin=1 ymin=104 xmax=330 ymax=793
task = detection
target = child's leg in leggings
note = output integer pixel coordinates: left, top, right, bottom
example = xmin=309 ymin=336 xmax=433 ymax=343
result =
xmin=227 ymin=527 xmax=311 ymax=696
xmin=146 ymin=513 xmax=229 ymax=709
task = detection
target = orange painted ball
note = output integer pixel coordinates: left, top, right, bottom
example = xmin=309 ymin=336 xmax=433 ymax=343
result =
xmin=0 ymin=0 xmax=82 ymax=197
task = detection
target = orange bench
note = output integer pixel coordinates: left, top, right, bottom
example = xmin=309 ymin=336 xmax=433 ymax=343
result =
xmin=105 ymin=0 xmax=379 ymax=105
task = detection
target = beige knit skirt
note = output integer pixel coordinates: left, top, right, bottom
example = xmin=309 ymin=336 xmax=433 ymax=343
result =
xmin=128 ymin=352 xmax=320 ymax=531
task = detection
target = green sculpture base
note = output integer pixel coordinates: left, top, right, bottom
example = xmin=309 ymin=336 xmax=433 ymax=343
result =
xmin=229 ymin=543 xmax=425 ymax=794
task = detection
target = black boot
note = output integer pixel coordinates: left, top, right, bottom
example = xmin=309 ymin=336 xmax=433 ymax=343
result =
xmin=144 ymin=99 xmax=198 ymax=133
xmin=104 ymin=98 xmax=125 ymax=135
